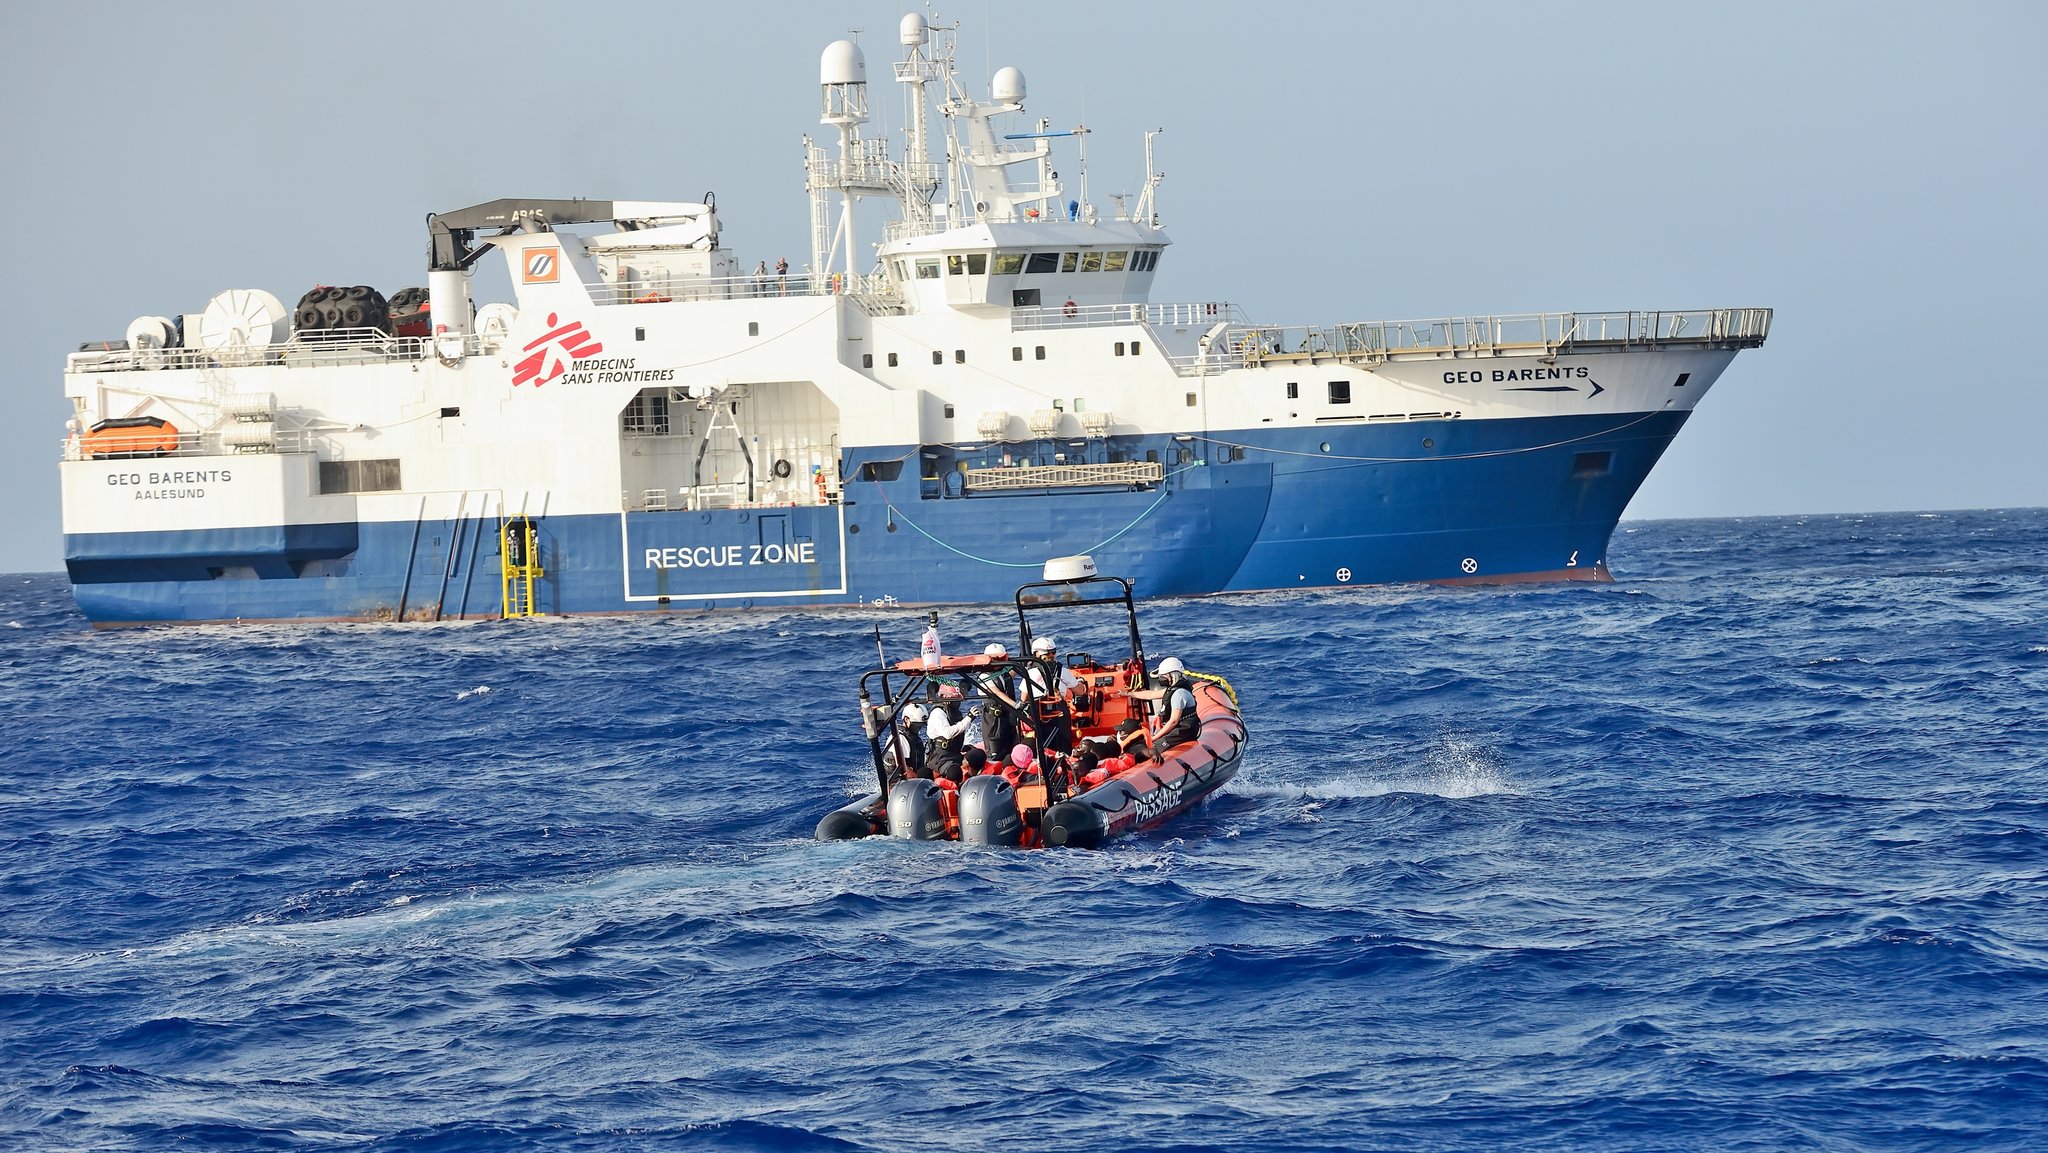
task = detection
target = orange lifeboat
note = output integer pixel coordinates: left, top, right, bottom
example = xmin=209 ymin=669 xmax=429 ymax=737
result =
xmin=82 ymin=416 xmax=180 ymax=458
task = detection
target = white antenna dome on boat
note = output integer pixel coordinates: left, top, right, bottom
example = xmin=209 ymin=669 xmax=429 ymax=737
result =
xmin=991 ymin=66 xmax=1026 ymax=104
xmin=899 ymin=12 xmax=928 ymax=47
xmin=820 ymin=39 xmax=867 ymax=86
xmin=1042 ymin=555 xmax=1098 ymax=583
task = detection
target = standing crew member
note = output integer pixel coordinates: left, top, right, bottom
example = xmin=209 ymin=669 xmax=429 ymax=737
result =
xmin=1024 ymin=636 xmax=1081 ymax=753
xmin=974 ymin=643 xmax=1022 ymax=757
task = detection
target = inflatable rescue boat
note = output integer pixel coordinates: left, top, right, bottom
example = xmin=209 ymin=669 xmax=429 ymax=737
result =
xmin=815 ymin=556 xmax=1246 ymax=849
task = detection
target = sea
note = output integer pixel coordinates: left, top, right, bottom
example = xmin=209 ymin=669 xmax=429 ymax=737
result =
xmin=3 ymin=508 xmax=2045 ymax=1152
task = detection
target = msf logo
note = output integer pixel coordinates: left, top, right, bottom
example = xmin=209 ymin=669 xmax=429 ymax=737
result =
xmin=512 ymin=313 xmax=604 ymax=388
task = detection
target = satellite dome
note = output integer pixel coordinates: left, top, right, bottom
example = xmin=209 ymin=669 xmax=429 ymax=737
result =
xmin=991 ymin=66 xmax=1025 ymax=104
xmin=820 ymin=39 xmax=867 ymax=86
xmin=899 ymin=12 xmax=928 ymax=47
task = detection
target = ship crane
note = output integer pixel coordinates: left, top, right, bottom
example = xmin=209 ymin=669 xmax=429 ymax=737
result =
xmin=424 ymin=197 xmax=719 ymax=334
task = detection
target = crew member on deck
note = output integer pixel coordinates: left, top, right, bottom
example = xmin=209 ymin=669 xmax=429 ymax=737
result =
xmin=1024 ymin=636 xmax=1081 ymax=752
xmin=924 ymin=684 xmax=970 ymax=782
xmin=974 ymin=643 xmax=1022 ymax=757
xmin=1151 ymin=658 xmax=1199 ymax=754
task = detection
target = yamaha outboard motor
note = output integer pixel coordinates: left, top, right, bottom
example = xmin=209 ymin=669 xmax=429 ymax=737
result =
xmin=887 ymin=779 xmax=949 ymax=840
xmin=956 ymin=775 xmax=1023 ymax=846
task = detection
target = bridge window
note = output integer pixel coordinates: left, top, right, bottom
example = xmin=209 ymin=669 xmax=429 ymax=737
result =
xmin=966 ymin=253 xmax=987 ymax=275
xmin=916 ymin=258 xmax=941 ymax=279
xmin=1079 ymin=251 xmax=1103 ymax=273
xmin=1025 ymin=252 xmax=1059 ymax=274
xmin=1060 ymin=252 xmax=1079 ymax=272
xmin=1104 ymin=251 xmax=1128 ymax=272
xmin=995 ymin=253 xmax=1025 ymax=275
xmin=1328 ymin=381 xmax=1352 ymax=405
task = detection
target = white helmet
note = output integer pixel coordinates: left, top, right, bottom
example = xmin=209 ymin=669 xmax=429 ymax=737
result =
xmin=900 ymin=703 xmax=927 ymax=723
xmin=983 ymin=642 xmax=1008 ymax=658
xmin=1031 ymin=636 xmax=1057 ymax=654
xmin=1156 ymin=657 xmax=1185 ymax=677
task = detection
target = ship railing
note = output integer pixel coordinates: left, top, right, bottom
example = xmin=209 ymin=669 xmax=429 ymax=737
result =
xmin=588 ymin=269 xmax=903 ymax=308
xmin=64 ymin=331 xmax=497 ymax=374
xmin=962 ymin=460 xmax=1166 ymax=492
xmin=621 ymin=485 xmax=839 ymax=513
xmin=61 ymin=427 xmax=319 ymax=462
xmin=1011 ymin=300 xmax=1245 ymax=331
xmin=1164 ymin=307 xmax=1774 ymax=374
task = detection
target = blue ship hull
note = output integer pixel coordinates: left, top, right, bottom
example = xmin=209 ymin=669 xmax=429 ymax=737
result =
xmin=65 ymin=411 xmax=1684 ymax=625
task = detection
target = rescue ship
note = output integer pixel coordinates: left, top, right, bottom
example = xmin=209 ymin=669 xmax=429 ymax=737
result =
xmin=815 ymin=556 xmax=1244 ymax=849
xmin=57 ymin=12 xmax=1772 ymax=626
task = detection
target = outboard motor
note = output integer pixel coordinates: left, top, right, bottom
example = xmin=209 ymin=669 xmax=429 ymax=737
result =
xmin=887 ymin=779 xmax=949 ymax=840
xmin=957 ymin=775 xmax=1023 ymax=846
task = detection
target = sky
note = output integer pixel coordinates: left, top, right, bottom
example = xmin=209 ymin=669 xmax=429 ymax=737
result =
xmin=2 ymin=0 xmax=2043 ymax=575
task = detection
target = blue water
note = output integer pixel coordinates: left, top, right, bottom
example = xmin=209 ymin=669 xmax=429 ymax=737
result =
xmin=4 ymin=509 xmax=2046 ymax=1151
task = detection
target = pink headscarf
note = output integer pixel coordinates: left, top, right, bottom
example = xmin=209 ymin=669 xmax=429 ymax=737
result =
xmin=1010 ymin=743 xmax=1035 ymax=769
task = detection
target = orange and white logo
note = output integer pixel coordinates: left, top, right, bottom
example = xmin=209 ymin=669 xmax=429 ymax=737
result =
xmin=522 ymin=248 xmax=560 ymax=284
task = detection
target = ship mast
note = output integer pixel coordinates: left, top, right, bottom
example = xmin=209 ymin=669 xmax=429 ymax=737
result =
xmin=893 ymin=13 xmax=944 ymax=229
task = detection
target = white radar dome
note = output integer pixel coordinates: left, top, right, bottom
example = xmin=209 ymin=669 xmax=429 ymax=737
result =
xmin=991 ymin=66 xmax=1026 ymax=104
xmin=899 ymin=12 xmax=928 ymax=47
xmin=821 ymin=39 xmax=866 ymax=85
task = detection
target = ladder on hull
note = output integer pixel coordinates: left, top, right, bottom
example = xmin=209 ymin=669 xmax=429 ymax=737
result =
xmin=501 ymin=515 xmax=542 ymax=618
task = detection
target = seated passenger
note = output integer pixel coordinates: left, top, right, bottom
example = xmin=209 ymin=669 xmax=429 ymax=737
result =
xmin=1072 ymin=749 xmax=1109 ymax=790
xmin=1002 ymin=742 xmax=1041 ymax=785
xmin=1114 ymin=717 xmax=1151 ymax=761
xmin=962 ymin=747 xmax=989 ymax=778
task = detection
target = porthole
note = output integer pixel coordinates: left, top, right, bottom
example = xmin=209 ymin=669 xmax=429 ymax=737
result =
xmin=1422 ymin=437 xmax=1435 ymax=449
xmin=1320 ymin=442 xmax=1331 ymax=453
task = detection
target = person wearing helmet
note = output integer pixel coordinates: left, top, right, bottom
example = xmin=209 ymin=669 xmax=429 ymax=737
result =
xmin=891 ymin=701 xmax=929 ymax=781
xmin=923 ymin=687 xmax=970 ymax=782
xmin=1023 ymin=635 xmax=1082 ymax=754
xmin=1151 ymin=657 xmax=1199 ymax=752
xmin=1024 ymin=635 xmax=1080 ymax=697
